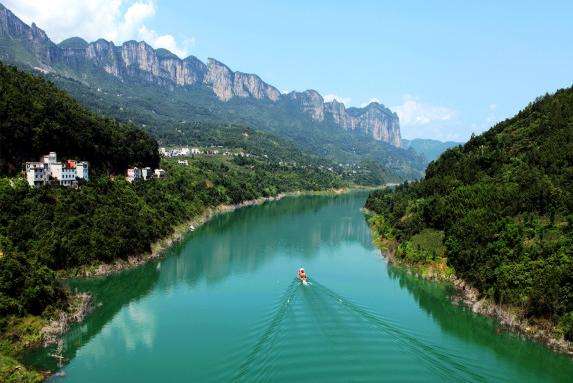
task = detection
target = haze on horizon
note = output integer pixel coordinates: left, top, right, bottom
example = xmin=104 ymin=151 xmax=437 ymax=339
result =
xmin=5 ymin=0 xmax=573 ymax=141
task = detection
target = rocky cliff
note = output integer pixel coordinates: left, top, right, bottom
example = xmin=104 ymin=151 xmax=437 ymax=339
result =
xmin=0 ymin=3 xmax=401 ymax=147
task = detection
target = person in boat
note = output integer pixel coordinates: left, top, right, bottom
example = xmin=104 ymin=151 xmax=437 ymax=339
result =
xmin=298 ymin=267 xmax=307 ymax=282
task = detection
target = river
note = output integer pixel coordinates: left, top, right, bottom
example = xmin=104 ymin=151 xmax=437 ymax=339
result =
xmin=27 ymin=192 xmax=573 ymax=382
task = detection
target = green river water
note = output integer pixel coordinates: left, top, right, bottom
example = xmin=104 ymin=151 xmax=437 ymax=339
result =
xmin=27 ymin=192 xmax=573 ymax=382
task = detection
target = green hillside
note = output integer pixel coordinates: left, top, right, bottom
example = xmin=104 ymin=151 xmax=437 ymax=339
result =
xmin=46 ymin=72 xmax=425 ymax=181
xmin=366 ymin=87 xmax=573 ymax=338
xmin=0 ymin=63 xmax=159 ymax=175
xmin=0 ymin=62 xmax=350 ymax=381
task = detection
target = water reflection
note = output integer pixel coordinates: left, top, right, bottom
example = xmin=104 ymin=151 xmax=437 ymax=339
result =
xmin=387 ymin=265 xmax=573 ymax=381
xmin=26 ymin=191 xmax=573 ymax=382
xmin=156 ymin=193 xmax=374 ymax=289
xmin=27 ymin=192 xmax=373 ymax=371
xmin=25 ymin=261 xmax=160 ymax=371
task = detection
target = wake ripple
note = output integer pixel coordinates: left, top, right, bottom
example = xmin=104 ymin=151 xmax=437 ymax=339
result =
xmin=229 ymin=279 xmax=499 ymax=382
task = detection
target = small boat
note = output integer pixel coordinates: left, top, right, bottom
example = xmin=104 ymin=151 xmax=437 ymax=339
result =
xmin=298 ymin=267 xmax=308 ymax=285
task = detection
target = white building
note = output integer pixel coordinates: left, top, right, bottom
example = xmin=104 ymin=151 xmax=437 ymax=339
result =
xmin=25 ymin=162 xmax=46 ymax=188
xmin=141 ymin=167 xmax=153 ymax=180
xmin=126 ymin=167 xmax=142 ymax=183
xmin=179 ymin=147 xmax=190 ymax=156
xmin=25 ymin=152 xmax=89 ymax=188
xmin=190 ymin=147 xmax=201 ymax=155
xmin=154 ymin=168 xmax=166 ymax=178
xmin=127 ymin=166 xmax=166 ymax=182
xmin=76 ymin=161 xmax=89 ymax=181
xmin=177 ymin=160 xmax=188 ymax=165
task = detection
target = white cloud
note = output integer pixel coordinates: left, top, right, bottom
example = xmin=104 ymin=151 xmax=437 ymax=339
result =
xmin=393 ymin=95 xmax=457 ymax=126
xmin=138 ymin=26 xmax=194 ymax=57
xmin=3 ymin=0 xmax=193 ymax=57
xmin=323 ymin=94 xmax=351 ymax=105
xmin=393 ymin=95 xmax=461 ymax=141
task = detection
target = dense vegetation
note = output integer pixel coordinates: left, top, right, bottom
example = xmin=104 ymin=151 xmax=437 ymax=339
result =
xmin=0 ymin=62 xmax=351 ymax=381
xmin=0 ymin=63 xmax=159 ymax=175
xmin=366 ymin=87 xmax=573 ymax=339
xmin=0 ymin=155 xmax=343 ymax=316
xmin=46 ymin=72 xmax=425 ymax=180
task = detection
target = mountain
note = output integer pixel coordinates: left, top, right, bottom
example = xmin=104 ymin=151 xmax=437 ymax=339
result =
xmin=0 ymin=4 xmax=425 ymax=182
xmin=402 ymin=138 xmax=462 ymax=162
xmin=0 ymin=3 xmax=401 ymax=147
xmin=366 ymin=87 xmax=573 ymax=339
xmin=0 ymin=62 xmax=159 ymax=175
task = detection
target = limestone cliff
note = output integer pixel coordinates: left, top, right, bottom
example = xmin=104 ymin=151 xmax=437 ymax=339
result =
xmin=287 ymin=90 xmax=325 ymax=121
xmin=0 ymin=3 xmax=402 ymax=147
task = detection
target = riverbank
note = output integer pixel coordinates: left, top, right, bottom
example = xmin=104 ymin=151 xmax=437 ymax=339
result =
xmin=2 ymin=185 xmax=374 ymax=383
xmin=365 ymin=213 xmax=573 ymax=357
xmin=61 ymin=186 xmax=373 ymax=279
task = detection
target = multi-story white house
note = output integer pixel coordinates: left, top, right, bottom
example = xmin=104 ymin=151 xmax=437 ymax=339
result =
xmin=126 ymin=167 xmax=143 ymax=183
xmin=26 ymin=162 xmax=46 ymax=187
xmin=126 ymin=166 xmax=166 ymax=182
xmin=141 ymin=167 xmax=153 ymax=180
xmin=25 ymin=152 xmax=89 ymax=188
xmin=76 ymin=161 xmax=89 ymax=181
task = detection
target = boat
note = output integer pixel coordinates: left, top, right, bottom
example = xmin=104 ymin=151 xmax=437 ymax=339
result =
xmin=298 ymin=267 xmax=308 ymax=285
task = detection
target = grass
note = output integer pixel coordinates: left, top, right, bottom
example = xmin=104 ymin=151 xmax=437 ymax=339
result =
xmin=0 ymin=316 xmax=47 ymax=383
xmin=0 ymin=354 xmax=43 ymax=383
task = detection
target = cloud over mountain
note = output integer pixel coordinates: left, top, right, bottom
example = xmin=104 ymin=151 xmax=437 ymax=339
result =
xmin=3 ymin=0 xmax=193 ymax=57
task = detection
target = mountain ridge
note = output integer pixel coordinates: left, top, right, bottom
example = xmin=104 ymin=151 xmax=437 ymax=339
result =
xmin=0 ymin=3 xmax=401 ymax=147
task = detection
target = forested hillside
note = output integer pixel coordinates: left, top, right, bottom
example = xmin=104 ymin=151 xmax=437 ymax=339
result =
xmin=47 ymin=73 xmax=425 ymax=181
xmin=366 ymin=87 xmax=573 ymax=339
xmin=0 ymin=62 xmax=348 ymax=381
xmin=0 ymin=3 xmax=426 ymax=182
xmin=0 ymin=63 xmax=159 ymax=175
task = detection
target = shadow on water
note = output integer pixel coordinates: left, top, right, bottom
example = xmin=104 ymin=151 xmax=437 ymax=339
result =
xmin=386 ymin=265 xmax=573 ymax=381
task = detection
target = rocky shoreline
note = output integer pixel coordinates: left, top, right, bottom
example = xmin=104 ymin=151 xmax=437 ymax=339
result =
xmin=377 ymin=241 xmax=573 ymax=357
xmin=40 ymin=293 xmax=93 ymax=348
xmin=451 ymin=278 xmax=573 ymax=356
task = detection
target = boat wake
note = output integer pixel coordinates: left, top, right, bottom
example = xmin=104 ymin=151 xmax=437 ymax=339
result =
xmin=231 ymin=279 xmax=497 ymax=382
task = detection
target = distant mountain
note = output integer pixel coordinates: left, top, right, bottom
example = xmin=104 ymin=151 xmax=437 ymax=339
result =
xmin=0 ymin=3 xmax=400 ymax=147
xmin=0 ymin=3 xmax=424 ymax=180
xmin=402 ymin=138 xmax=462 ymax=162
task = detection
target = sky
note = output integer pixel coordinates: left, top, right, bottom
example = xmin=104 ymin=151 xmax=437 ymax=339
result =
xmin=4 ymin=0 xmax=573 ymax=141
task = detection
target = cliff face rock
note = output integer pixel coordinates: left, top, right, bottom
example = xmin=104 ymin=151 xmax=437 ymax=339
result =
xmin=203 ymin=59 xmax=233 ymax=101
xmin=288 ymin=90 xmax=325 ymax=121
xmin=347 ymin=103 xmax=401 ymax=147
xmin=324 ymin=99 xmax=350 ymax=127
xmin=0 ymin=4 xmax=56 ymax=66
xmin=0 ymin=3 xmax=402 ymax=147
xmin=325 ymin=100 xmax=401 ymax=147
xmin=203 ymin=59 xmax=281 ymax=102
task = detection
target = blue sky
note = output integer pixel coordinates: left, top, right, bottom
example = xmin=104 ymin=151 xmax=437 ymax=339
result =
xmin=5 ymin=0 xmax=573 ymax=141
